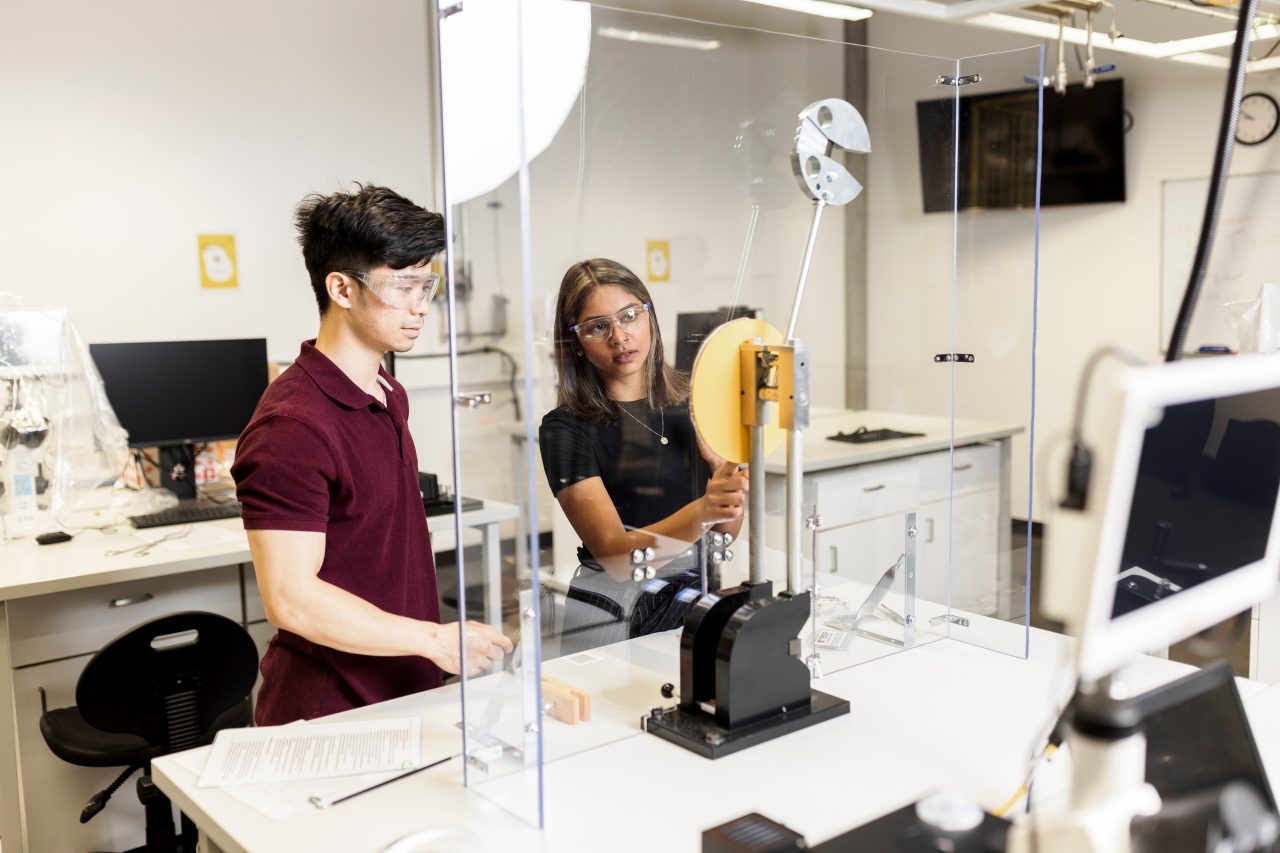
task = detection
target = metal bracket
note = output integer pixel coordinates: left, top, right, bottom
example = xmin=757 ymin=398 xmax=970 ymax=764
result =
xmin=929 ymin=614 xmax=971 ymax=628
xmin=454 ymin=391 xmax=492 ymax=408
xmin=933 ymin=353 xmax=975 ymax=363
xmin=937 ymin=74 xmax=983 ymax=87
xmin=904 ymin=513 xmax=917 ymax=650
xmin=440 ymin=1 xmax=464 ymax=18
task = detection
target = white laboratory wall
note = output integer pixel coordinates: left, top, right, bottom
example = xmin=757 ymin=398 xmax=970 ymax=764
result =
xmin=0 ymin=0 xmax=435 ymax=364
xmin=0 ymin=0 xmax=846 ymax=534
xmin=866 ymin=12 xmax=1280 ymax=527
xmin=20 ymin=0 xmax=1272 ymax=549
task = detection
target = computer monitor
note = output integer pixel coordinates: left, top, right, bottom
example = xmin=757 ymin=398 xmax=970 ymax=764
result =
xmin=1070 ymin=355 xmax=1280 ymax=681
xmin=675 ymin=307 xmax=757 ymax=374
xmin=89 ymin=339 xmax=269 ymax=500
xmin=1138 ymin=660 xmax=1275 ymax=810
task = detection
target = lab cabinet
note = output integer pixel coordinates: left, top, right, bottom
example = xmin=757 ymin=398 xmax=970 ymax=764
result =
xmin=2 ymin=565 xmax=246 ymax=853
xmin=14 ymin=656 xmax=148 ymax=853
xmin=807 ymin=443 xmax=1002 ymax=615
xmin=7 ymin=567 xmax=243 ymax=667
xmin=247 ymin=618 xmax=276 ymax=705
xmin=1255 ymin=587 xmax=1280 ymax=683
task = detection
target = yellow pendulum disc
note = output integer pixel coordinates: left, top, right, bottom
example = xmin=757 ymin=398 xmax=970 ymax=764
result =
xmin=689 ymin=316 xmax=786 ymax=465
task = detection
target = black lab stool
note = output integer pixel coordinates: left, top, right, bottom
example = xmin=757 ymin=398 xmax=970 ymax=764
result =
xmin=39 ymin=611 xmax=258 ymax=852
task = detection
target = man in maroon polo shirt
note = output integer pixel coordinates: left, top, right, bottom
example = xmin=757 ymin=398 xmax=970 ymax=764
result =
xmin=232 ymin=184 xmax=511 ymax=725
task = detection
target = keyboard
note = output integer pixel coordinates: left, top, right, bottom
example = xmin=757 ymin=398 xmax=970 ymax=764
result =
xmin=130 ymin=501 xmax=242 ymax=529
xmin=424 ymin=496 xmax=484 ymax=517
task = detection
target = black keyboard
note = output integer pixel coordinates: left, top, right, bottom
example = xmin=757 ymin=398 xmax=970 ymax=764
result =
xmin=130 ymin=501 xmax=242 ymax=529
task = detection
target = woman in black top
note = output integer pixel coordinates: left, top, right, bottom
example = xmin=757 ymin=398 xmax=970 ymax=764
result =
xmin=539 ymin=258 xmax=747 ymax=656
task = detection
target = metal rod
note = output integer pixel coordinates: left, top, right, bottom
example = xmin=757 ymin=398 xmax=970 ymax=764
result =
xmin=786 ymin=430 xmax=803 ymax=595
xmin=749 ymin=423 xmax=766 ymax=586
xmin=785 ymin=201 xmax=826 ymax=342
xmin=728 ymin=204 xmax=761 ymax=322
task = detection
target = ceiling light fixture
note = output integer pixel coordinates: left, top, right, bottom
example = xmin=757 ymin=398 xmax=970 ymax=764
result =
xmin=742 ymin=0 xmax=874 ymax=23
xmin=596 ymin=26 xmax=721 ymax=50
xmin=846 ymin=0 xmax=1279 ymax=72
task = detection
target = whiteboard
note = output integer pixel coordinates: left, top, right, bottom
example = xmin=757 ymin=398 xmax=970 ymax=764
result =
xmin=1162 ymin=171 xmax=1280 ymax=352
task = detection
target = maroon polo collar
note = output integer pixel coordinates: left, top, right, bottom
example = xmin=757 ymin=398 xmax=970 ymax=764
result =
xmin=294 ymin=339 xmax=394 ymax=411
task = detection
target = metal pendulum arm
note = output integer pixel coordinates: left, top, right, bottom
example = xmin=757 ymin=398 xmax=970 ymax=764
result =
xmin=782 ymin=200 xmax=825 ymax=595
xmin=785 ymin=201 xmax=826 ymax=343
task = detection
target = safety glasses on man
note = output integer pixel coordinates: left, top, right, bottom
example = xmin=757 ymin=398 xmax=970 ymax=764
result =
xmin=344 ymin=270 xmax=441 ymax=311
xmin=570 ymin=302 xmax=652 ymax=343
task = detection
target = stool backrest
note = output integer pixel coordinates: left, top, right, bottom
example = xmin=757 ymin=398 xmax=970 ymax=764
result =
xmin=77 ymin=611 xmax=259 ymax=752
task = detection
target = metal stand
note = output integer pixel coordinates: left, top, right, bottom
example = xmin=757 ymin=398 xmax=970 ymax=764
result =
xmin=1006 ymin=679 xmax=1161 ymax=853
xmin=644 ymin=96 xmax=869 ymax=759
xmin=644 ymin=586 xmax=848 ymax=759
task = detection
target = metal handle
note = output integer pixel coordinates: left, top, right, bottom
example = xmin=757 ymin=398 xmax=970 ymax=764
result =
xmin=926 ymin=518 xmax=935 ymax=543
xmin=953 ymin=463 xmax=973 ymax=472
xmin=863 ymin=484 xmax=886 ymax=493
xmin=829 ymin=545 xmax=838 ymax=574
xmin=454 ymin=391 xmax=492 ymax=409
xmin=109 ymin=593 xmax=154 ymax=608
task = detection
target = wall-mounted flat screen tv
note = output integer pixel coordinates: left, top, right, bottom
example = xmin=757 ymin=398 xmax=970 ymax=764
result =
xmin=916 ymin=78 xmax=1126 ymax=213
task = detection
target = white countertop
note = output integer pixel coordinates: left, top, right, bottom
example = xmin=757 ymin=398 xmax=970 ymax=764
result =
xmin=763 ymin=408 xmax=1024 ymax=475
xmin=0 ymin=501 xmax=519 ymax=602
xmin=151 ymin=621 xmax=1248 ymax=853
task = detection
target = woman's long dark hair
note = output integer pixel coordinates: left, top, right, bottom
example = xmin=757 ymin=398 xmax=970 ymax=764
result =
xmin=553 ymin=258 xmax=690 ymax=424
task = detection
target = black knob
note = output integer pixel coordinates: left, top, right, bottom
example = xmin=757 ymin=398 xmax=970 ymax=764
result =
xmin=660 ymin=682 xmax=676 ymax=699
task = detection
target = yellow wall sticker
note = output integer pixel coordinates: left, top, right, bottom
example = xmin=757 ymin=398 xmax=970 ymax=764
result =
xmin=198 ymin=234 xmax=239 ymax=289
xmin=645 ymin=239 xmax=670 ymax=283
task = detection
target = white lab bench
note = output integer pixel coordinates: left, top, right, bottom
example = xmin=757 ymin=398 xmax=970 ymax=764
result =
xmin=0 ymin=499 xmax=517 ymax=853
xmin=149 ymin=622 xmax=1277 ymax=853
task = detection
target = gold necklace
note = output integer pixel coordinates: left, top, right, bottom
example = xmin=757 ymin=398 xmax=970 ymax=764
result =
xmin=618 ymin=403 xmax=668 ymax=445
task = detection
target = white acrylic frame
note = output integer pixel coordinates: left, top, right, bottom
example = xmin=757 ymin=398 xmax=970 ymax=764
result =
xmin=1076 ymin=354 xmax=1280 ymax=682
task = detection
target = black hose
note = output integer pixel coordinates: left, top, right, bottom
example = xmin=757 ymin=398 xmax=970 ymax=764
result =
xmin=1165 ymin=0 xmax=1259 ymax=362
xmin=395 ymin=346 xmax=523 ymax=420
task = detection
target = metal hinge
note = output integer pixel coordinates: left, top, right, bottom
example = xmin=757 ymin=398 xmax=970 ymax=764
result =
xmin=933 ymin=353 xmax=975 ymax=363
xmin=937 ymin=74 xmax=983 ymax=87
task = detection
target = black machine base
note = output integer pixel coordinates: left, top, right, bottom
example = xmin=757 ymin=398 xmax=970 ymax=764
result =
xmin=644 ymin=689 xmax=849 ymax=759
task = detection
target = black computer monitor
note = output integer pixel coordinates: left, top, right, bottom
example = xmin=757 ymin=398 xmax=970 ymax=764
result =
xmin=1137 ymin=660 xmax=1275 ymax=810
xmin=674 ymin=307 xmax=757 ymax=374
xmin=89 ymin=339 xmax=269 ymax=500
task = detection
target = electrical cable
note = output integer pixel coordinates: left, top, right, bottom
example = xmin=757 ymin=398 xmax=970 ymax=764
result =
xmin=396 ymin=346 xmax=522 ymax=421
xmin=994 ymin=744 xmax=1060 ymax=817
xmin=1060 ymin=346 xmax=1146 ymax=510
xmin=1165 ymin=0 xmax=1260 ymax=361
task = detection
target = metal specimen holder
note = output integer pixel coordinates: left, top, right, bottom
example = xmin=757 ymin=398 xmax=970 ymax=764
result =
xmin=644 ymin=98 xmax=869 ymax=759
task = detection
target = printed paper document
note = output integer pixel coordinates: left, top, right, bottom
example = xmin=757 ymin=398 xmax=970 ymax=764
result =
xmin=198 ymin=717 xmax=421 ymax=787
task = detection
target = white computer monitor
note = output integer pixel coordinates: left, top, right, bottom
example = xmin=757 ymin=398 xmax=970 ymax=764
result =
xmin=1073 ymin=355 xmax=1280 ymax=682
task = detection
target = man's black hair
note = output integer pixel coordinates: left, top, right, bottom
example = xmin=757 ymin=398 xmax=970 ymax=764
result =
xmin=294 ymin=183 xmax=445 ymax=316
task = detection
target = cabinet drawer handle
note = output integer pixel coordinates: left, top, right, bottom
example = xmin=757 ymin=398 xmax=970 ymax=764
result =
xmin=953 ymin=463 xmax=973 ymax=472
xmin=863 ymin=484 xmax=886 ymax=493
xmin=109 ymin=593 xmax=154 ymax=608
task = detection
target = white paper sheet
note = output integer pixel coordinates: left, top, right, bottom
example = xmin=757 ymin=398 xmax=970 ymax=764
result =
xmin=174 ymin=747 xmax=432 ymax=820
xmin=197 ymin=717 xmax=421 ymax=788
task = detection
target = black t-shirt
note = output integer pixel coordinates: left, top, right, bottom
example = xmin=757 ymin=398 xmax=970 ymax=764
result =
xmin=539 ymin=400 xmax=711 ymax=568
